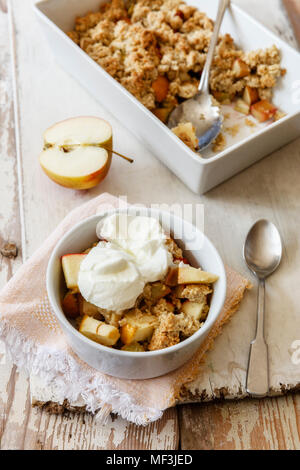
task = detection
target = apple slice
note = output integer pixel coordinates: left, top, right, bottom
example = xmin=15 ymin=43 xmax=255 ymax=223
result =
xmin=234 ymin=99 xmax=250 ymax=115
xmin=39 ymin=117 xmax=112 ymax=190
xmin=233 ymin=59 xmax=250 ymax=78
xmin=243 ymin=86 xmax=259 ymax=106
xmin=79 ymin=315 xmax=120 ymax=346
xmin=250 ymin=100 xmax=277 ymax=122
xmin=78 ymin=294 xmax=100 ymax=316
xmin=121 ymin=342 xmax=145 ymax=352
xmin=150 ymin=282 xmax=171 ymax=302
xmin=166 ymin=266 xmax=219 ymax=286
xmin=153 ymin=107 xmax=172 ymax=123
xmin=120 ymin=312 xmax=157 ymax=345
xmin=61 ymin=254 xmax=86 ymax=291
xmin=61 ymin=292 xmax=79 ymax=318
xmin=152 ymin=76 xmax=169 ymax=103
xmin=181 ymin=300 xmax=205 ymax=321
xmin=212 ymin=91 xmax=232 ymax=103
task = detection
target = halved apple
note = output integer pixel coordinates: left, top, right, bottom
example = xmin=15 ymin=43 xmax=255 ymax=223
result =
xmin=39 ymin=117 xmax=112 ymax=190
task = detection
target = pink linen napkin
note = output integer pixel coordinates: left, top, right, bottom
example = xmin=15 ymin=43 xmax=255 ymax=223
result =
xmin=0 ymin=193 xmax=251 ymax=425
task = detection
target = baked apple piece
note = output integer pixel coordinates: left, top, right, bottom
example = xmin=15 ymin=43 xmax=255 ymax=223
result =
xmin=166 ymin=266 xmax=219 ymax=286
xmin=152 ymin=76 xmax=169 ymax=103
xmin=181 ymin=300 xmax=206 ymax=321
xmin=153 ymin=107 xmax=172 ymax=123
xmin=62 ymin=292 xmax=79 ymax=318
xmin=78 ymin=294 xmax=100 ymax=316
xmin=121 ymin=342 xmax=145 ymax=352
xmin=243 ymin=86 xmax=259 ymax=105
xmin=234 ymin=99 xmax=250 ymax=115
xmin=251 ymin=100 xmax=277 ymax=122
xmin=79 ymin=315 xmax=120 ymax=346
xmin=120 ymin=311 xmax=157 ymax=345
xmin=61 ymin=254 xmax=86 ymax=291
xmin=150 ymin=282 xmax=171 ymax=302
xmin=233 ymin=59 xmax=250 ymax=78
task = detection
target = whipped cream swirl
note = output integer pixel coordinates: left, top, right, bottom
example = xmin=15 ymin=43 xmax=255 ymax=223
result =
xmin=78 ymin=214 xmax=172 ymax=312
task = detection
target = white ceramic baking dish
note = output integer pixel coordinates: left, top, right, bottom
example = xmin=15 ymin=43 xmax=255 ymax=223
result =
xmin=34 ymin=0 xmax=300 ymax=194
xmin=46 ymin=207 xmax=226 ymax=379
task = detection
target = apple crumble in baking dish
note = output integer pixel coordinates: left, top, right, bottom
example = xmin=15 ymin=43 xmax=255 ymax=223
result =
xmin=67 ymin=0 xmax=286 ymax=152
xmin=60 ymin=214 xmax=218 ymax=352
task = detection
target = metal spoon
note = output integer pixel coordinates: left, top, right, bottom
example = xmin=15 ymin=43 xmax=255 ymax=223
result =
xmin=167 ymin=0 xmax=230 ymax=150
xmin=243 ymin=219 xmax=282 ymax=397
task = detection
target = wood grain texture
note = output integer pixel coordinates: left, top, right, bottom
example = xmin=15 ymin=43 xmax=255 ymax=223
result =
xmin=283 ymin=0 xmax=300 ymax=46
xmin=1 ymin=365 xmax=179 ymax=450
xmin=0 ymin=0 xmax=25 ymax=450
xmin=179 ymin=394 xmax=300 ymax=450
xmin=0 ymin=0 xmax=300 ymax=450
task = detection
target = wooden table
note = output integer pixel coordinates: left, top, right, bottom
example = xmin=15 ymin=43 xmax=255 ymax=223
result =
xmin=0 ymin=0 xmax=300 ymax=450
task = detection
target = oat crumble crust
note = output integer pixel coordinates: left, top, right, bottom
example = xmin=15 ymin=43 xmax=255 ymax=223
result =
xmin=68 ymin=0 xmax=283 ymax=117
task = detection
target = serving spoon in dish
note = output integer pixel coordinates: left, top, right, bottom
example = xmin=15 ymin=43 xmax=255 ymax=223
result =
xmin=243 ymin=219 xmax=282 ymax=397
xmin=168 ymin=0 xmax=230 ymax=150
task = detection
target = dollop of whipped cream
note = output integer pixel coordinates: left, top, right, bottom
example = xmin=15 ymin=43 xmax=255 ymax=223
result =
xmin=78 ymin=214 xmax=172 ymax=312
xmin=97 ymin=214 xmax=172 ymax=283
xmin=78 ymin=241 xmax=144 ymax=312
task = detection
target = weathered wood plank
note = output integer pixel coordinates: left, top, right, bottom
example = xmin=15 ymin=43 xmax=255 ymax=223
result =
xmin=18 ymin=406 xmax=179 ymax=450
xmin=178 ymin=395 xmax=300 ymax=450
xmin=236 ymin=0 xmax=299 ymax=48
xmin=283 ymin=0 xmax=300 ymax=46
xmin=0 ymin=0 xmax=25 ymax=450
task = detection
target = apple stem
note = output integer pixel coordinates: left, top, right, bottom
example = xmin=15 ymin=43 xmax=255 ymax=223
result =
xmin=60 ymin=144 xmax=134 ymax=164
xmin=101 ymin=146 xmax=134 ymax=164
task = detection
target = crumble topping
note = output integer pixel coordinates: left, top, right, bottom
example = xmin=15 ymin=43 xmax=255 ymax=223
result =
xmin=212 ymin=132 xmax=226 ymax=152
xmin=68 ymin=0 xmax=285 ymax=151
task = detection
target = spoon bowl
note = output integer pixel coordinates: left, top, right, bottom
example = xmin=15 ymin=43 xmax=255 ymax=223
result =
xmin=244 ymin=219 xmax=282 ymax=279
xmin=168 ymin=94 xmax=223 ymax=150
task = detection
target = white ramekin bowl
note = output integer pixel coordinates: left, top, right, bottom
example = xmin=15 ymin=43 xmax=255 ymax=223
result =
xmin=46 ymin=207 xmax=226 ymax=379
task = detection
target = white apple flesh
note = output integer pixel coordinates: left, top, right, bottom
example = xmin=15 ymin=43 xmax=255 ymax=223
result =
xmin=39 ymin=117 xmax=112 ymax=190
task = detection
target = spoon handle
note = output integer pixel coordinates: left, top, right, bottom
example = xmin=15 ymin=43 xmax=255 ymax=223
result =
xmin=246 ymin=279 xmax=269 ymax=397
xmin=198 ymin=0 xmax=230 ymax=94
